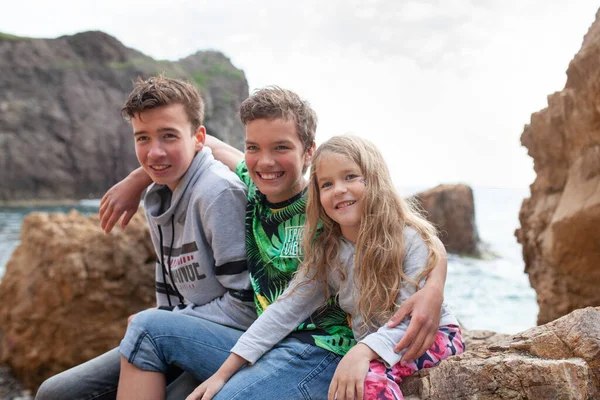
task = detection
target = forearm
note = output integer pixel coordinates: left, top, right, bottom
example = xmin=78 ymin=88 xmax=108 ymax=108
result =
xmin=213 ymin=353 xmax=248 ymax=382
xmin=205 ymin=135 xmax=244 ymax=171
xmin=126 ymin=166 xmax=154 ymax=191
xmin=232 ymin=275 xmax=323 ymax=363
xmin=424 ymin=238 xmax=447 ymax=291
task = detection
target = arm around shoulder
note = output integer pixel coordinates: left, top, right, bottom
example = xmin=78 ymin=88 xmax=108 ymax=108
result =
xmin=205 ymin=135 xmax=244 ymax=172
xmin=99 ymin=167 xmax=153 ymax=234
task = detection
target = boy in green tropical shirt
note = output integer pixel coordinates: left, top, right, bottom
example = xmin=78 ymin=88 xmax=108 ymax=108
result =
xmin=100 ymin=86 xmax=448 ymax=399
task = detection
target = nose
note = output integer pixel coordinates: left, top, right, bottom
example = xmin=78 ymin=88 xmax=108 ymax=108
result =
xmin=257 ymin=153 xmax=275 ymax=168
xmin=148 ymin=142 xmax=166 ymax=159
xmin=334 ymin=183 xmax=348 ymax=196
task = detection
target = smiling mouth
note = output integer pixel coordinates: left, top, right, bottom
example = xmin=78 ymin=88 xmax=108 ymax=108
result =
xmin=258 ymin=171 xmax=284 ymax=180
xmin=150 ymin=165 xmax=170 ymax=171
xmin=336 ymin=201 xmax=356 ymax=209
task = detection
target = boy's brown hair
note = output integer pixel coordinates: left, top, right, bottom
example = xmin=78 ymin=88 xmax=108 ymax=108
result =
xmin=121 ymin=75 xmax=204 ymax=133
xmin=239 ymin=85 xmax=317 ymax=150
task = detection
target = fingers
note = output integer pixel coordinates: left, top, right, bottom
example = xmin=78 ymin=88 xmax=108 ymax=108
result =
xmin=394 ymin=324 xmax=414 ymax=354
xmin=399 ymin=314 xmax=431 ymax=364
xmin=328 ymin=380 xmax=338 ymax=400
xmin=102 ymin=209 xmax=121 ymax=235
xmin=344 ymin=384 xmax=355 ymax=400
xmin=99 ymin=197 xmax=108 ymax=220
xmin=121 ymin=209 xmax=136 ymax=230
xmin=185 ymin=386 xmax=206 ymax=400
xmin=356 ymin=381 xmax=364 ymax=400
xmin=387 ymin=300 xmax=411 ymax=328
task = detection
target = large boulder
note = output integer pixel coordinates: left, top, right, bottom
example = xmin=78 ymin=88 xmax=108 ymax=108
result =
xmin=413 ymin=184 xmax=480 ymax=255
xmin=515 ymin=10 xmax=600 ymax=325
xmin=0 ymin=210 xmax=155 ymax=390
xmin=401 ymin=307 xmax=600 ymax=399
xmin=0 ymin=30 xmax=248 ymax=202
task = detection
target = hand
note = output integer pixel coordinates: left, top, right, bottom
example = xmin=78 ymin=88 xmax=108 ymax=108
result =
xmin=387 ymin=284 xmax=443 ymax=364
xmin=99 ymin=171 xmax=147 ymax=234
xmin=185 ymin=375 xmax=227 ymax=400
xmin=328 ymin=344 xmax=377 ymax=400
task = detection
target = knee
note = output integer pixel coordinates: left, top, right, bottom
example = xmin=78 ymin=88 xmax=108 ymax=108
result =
xmin=35 ymin=375 xmax=64 ymax=400
xmin=129 ymin=308 xmax=169 ymax=333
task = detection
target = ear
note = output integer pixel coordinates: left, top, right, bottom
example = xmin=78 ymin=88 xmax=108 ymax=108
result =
xmin=194 ymin=126 xmax=206 ymax=152
xmin=303 ymin=141 xmax=316 ymax=170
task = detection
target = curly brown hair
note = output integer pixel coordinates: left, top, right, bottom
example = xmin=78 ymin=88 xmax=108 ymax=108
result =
xmin=121 ymin=75 xmax=204 ymax=134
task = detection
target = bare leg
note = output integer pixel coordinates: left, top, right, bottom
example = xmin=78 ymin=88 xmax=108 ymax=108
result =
xmin=116 ymin=355 xmax=166 ymax=400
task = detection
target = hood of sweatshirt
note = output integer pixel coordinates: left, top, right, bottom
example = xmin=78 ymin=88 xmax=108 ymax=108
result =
xmin=144 ymin=147 xmax=214 ymax=225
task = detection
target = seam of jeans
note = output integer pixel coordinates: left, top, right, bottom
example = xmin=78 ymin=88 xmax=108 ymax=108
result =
xmin=127 ymin=329 xmax=149 ymax=364
xmin=87 ymin=386 xmax=118 ymax=400
xmin=298 ymin=351 xmax=341 ymax=400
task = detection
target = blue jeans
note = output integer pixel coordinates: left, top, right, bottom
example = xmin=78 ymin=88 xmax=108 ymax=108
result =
xmin=34 ymin=347 xmax=199 ymax=400
xmin=121 ymin=309 xmax=342 ymax=399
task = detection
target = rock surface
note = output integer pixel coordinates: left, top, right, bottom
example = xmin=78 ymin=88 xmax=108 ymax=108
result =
xmin=515 ymin=10 xmax=600 ymax=325
xmin=413 ymin=184 xmax=480 ymax=255
xmin=0 ymin=31 xmax=248 ymax=202
xmin=0 ymin=210 xmax=155 ymax=390
xmin=401 ymin=307 xmax=600 ymax=399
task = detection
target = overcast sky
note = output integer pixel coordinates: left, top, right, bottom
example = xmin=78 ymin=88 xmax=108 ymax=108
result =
xmin=2 ymin=1 xmax=598 ymax=189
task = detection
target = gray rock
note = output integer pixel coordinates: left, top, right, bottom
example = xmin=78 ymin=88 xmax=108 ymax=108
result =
xmin=0 ymin=31 xmax=248 ymax=202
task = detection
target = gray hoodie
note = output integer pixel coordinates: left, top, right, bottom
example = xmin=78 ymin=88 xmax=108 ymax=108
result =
xmin=144 ymin=147 xmax=257 ymax=330
xmin=232 ymin=227 xmax=458 ymax=366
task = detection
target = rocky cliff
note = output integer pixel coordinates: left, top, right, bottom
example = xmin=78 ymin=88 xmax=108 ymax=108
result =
xmin=0 ymin=31 xmax=248 ymax=202
xmin=516 ymin=10 xmax=600 ymax=325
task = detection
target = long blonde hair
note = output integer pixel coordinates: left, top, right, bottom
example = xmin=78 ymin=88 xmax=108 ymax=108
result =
xmin=301 ymin=135 xmax=443 ymax=330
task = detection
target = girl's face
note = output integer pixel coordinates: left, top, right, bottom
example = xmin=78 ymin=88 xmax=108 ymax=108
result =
xmin=315 ymin=152 xmax=366 ymax=243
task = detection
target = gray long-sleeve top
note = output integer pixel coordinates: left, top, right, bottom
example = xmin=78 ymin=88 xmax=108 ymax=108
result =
xmin=231 ymin=227 xmax=458 ymax=366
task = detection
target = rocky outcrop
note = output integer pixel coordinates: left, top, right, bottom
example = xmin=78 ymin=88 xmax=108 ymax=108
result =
xmin=413 ymin=184 xmax=480 ymax=255
xmin=0 ymin=210 xmax=155 ymax=389
xmin=515 ymin=10 xmax=600 ymax=325
xmin=0 ymin=31 xmax=248 ymax=202
xmin=401 ymin=307 xmax=600 ymax=399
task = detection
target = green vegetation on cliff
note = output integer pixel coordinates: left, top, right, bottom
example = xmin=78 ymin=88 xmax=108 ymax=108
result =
xmin=0 ymin=32 xmax=27 ymax=40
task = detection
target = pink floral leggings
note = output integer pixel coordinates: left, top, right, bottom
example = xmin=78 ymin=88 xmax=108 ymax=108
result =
xmin=364 ymin=325 xmax=464 ymax=400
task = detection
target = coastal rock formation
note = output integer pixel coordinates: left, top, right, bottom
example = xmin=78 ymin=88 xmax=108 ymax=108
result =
xmin=0 ymin=31 xmax=248 ymax=202
xmin=515 ymin=11 xmax=600 ymax=325
xmin=0 ymin=210 xmax=155 ymax=389
xmin=401 ymin=306 xmax=600 ymax=399
xmin=413 ymin=184 xmax=480 ymax=255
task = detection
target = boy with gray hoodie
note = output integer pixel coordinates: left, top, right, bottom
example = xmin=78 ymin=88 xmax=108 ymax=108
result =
xmin=35 ymin=76 xmax=255 ymax=400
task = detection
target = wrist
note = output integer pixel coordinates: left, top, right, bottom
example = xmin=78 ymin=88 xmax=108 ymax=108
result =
xmin=354 ymin=343 xmax=379 ymax=361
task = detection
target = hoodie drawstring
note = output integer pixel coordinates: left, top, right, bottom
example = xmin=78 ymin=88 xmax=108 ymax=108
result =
xmin=158 ymin=215 xmax=185 ymax=309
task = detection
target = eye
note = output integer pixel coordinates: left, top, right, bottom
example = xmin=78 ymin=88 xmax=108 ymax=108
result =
xmin=320 ymin=181 xmax=332 ymax=189
xmin=246 ymin=145 xmax=258 ymax=151
xmin=164 ymin=133 xmax=177 ymax=139
xmin=345 ymin=174 xmax=359 ymax=180
xmin=275 ymin=145 xmax=290 ymax=151
xmin=135 ymin=136 xmax=149 ymax=142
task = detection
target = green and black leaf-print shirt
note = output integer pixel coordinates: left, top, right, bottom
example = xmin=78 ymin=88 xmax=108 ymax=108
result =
xmin=236 ymin=161 xmax=355 ymax=356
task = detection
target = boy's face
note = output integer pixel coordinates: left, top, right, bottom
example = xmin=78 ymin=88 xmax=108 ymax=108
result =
xmin=244 ymin=118 xmax=314 ymax=203
xmin=133 ymin=103 xmax=205 ymax=191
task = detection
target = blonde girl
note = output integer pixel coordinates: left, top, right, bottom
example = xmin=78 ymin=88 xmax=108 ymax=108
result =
xmin=187 ymin=135 xmax=464 ymax=400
